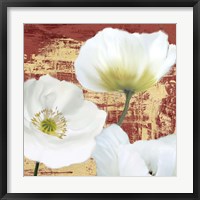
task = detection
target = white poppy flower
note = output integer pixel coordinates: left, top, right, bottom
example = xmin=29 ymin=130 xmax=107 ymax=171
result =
xmin=75 ymin=28 xmax=176 ymax=93
xmin=92 ymin=124 xmax=176 ymax=176
xmin=24 ymin=75 xmax=107 ymax=169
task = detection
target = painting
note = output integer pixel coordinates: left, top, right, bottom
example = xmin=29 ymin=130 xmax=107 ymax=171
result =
xmin=24 ymin=24 xmax=176 ymax=176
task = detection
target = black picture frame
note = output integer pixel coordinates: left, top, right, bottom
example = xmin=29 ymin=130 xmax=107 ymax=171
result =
xmin=0 ymin=0 xmax=199 ymax=199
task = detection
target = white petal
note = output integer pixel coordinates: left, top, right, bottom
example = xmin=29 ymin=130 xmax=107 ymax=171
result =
xmin=133 ymin=32 xmax=176 ymax=87
xmin=40 ymin=140 xmax=96 ymax=169
xmin=25 ymin=75 xmax=85 ymax=119
xmin=65 ymin=107 xmax=107 ymax=145
xmin=139 ymin=31 xmax=169 ymax=62
xmin=156 ymin=146 xmax=176 ymax=176
xmin=24 ymin=75 xmax=60 ymax=119
xmin=157 ymin=44 xmax=176 ymax=80
xmin=24 ymin=124 xmax=97 ymax=168
xmin=155 ymin=134 xmax=177 ymax=176
xmin=24 ymin=126 xmax=46 ymax=162
xmin=24 ymin=79 xmax=36 ymax=121
xmin=75 ymin=41 xmax=106 ymax=92
xmin=129 ymin=134 xmax=177 ymax=176
xmin=92 ymin=124 xmax=129 ymax=176
xmin=67 ymin=100 xmax=106 ymax=130
xmin=24 ymin=79 xmax=43 ymax=120
xmin=158 ymin=133 xmax=176 ymax=148
xmin=39 ymin=74 xmax=60 ymax=89
xmin=132 ymin=31 xmax=168 ymax=78
xmin=47 ymin=80 xmax=84 ymax=115
xmin=118 ymin=145 xmax=149 ymax=176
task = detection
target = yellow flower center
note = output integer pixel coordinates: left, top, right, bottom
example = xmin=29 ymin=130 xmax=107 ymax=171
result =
xmin=31 ymin=108 xmax=67 ymax=139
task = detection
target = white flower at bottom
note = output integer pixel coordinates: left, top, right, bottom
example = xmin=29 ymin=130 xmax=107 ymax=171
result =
xmin=92 ymin=124 xmax=176 ymax=176
xmin=24 ymin=75 xmax=107 ymax=169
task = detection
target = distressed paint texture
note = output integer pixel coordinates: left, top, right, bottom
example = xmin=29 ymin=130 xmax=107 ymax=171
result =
xmin=24 ymin=24 xmax=176 ymax=176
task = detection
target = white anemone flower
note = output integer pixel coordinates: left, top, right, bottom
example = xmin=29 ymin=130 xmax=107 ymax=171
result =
xmin=75 ymin=28 xmax=176 ymax=93
xmin=92 ymin=124 xmax=176 ymax=176
xmin=24 ymin=75 xmax=107 ymax=169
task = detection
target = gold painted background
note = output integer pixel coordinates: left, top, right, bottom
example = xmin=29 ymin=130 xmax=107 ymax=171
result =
xmin=24 ymin=24 xmax=176 ymax=176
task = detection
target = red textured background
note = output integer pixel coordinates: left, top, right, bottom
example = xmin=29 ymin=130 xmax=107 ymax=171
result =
xmin=24 ymin=24 xmax=176 ymax=142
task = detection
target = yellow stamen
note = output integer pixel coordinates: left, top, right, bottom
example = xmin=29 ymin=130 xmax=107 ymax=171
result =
xmin=31 ymin=108 xmax=67 ymax=139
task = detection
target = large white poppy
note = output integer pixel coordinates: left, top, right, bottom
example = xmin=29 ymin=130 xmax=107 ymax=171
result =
xmin=75 ymin=28 xmax=176 ymax=93
xmin=24 ymin=75 xmax=107 ymax=169
xmin=92 ymin=124 xmax=176 ymax=176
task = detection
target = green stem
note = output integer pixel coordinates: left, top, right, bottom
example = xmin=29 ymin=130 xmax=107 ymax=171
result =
xmin=34 ymin=161 xmax=40 ymax=176
xmin=117 ymin=90 xmax=134 ymax=126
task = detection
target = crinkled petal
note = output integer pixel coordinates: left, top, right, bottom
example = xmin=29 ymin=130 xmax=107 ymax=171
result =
xmin=47 ymin=80 xmax=84 ymax=115
xmin=24 ymin=75 xmax=60 ymax=120
xmin=92 ymin=124 xmax=129 ymax=176
xmin=24 ymin=75 xmax=84 ymax=118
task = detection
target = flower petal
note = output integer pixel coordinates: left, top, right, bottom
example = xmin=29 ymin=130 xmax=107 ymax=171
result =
xmin=67 ymin=100 xmax=106 ymax=130
xmin=24 ymin=126 xmax=46 ymax=162
xmin=156 ymin=145 xmax=176 ymax=176
xmin=24 ymin=79 xmax=43 ymax=120
xmin=118 ymin=145 xmax=149 ymax=176
xmin=138 ymin=31 xmax=169 ymax=63
xmin=39 ymin=140 xmax=96 ymax=169
xmin=24 ymin=75 xmax=60 ymax=120
xmin=92 ymin=124 xmax=129 ymax=176
xmin=133 ymin=31 xmax=172 ymax=84
xmin=24 ymin=124 xmax=97 ymax=168
xmin=128 ymin=134 xmax=177 ymax=176
xmin=46 ymin=80 xmax=84 ymax=115
xmin=135 ymin=31 xmax=176 ymax=83
xmin=157 ymin=44 xmax=176 ymax=80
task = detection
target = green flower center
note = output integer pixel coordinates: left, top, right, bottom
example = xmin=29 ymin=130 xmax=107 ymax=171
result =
xmin=40 ymin=118 xmax=57 ymax=134
xmin=31 ymin=108 xmax=67 ymax=139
